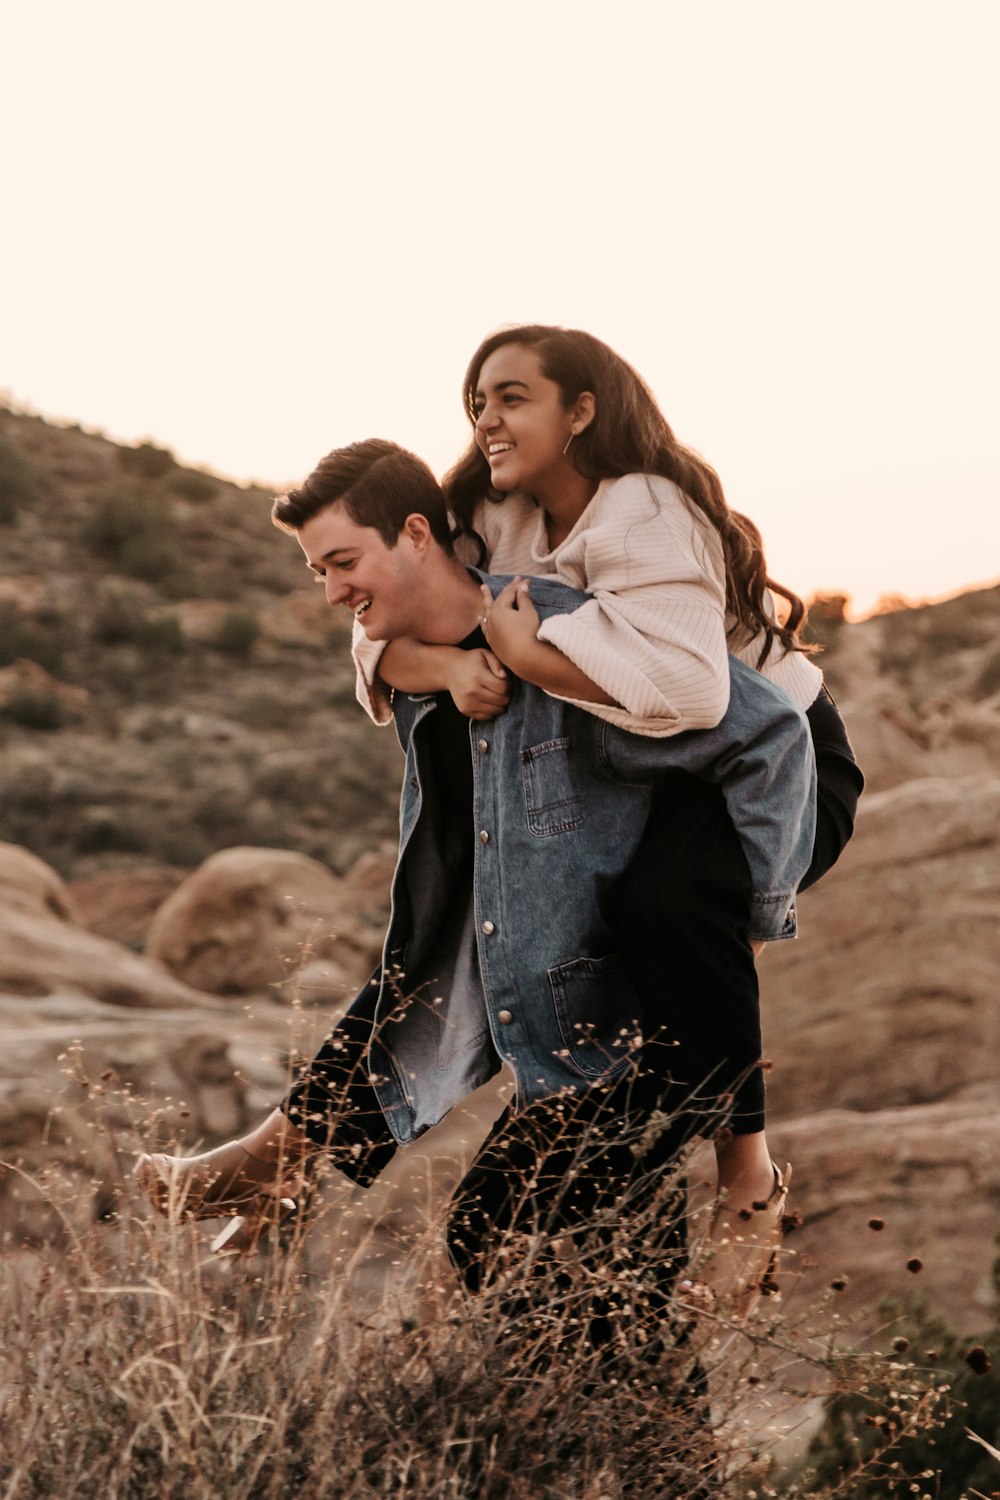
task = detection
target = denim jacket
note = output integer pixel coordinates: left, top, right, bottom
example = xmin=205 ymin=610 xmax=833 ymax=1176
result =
xmin=366 ymin=574 xmax=816 ymax=1146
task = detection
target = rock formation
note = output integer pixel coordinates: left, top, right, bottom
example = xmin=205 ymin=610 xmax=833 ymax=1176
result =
xmin=145 ymin=845 xmax=385 ymax=997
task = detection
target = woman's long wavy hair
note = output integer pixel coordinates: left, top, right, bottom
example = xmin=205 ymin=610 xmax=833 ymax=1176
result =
xmin=444 ymin=324 xmax=814 ymax=664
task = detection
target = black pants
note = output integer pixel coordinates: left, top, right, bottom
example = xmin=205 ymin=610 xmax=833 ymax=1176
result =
xmin=445 ymin=1047 xmax=690 ymax=1303
xmin=290 ymin=1020 xmax=692 ymax=1378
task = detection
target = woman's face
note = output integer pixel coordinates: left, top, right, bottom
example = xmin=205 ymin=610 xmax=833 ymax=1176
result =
xmin=473 ymin=344 xmax=585 ymax=497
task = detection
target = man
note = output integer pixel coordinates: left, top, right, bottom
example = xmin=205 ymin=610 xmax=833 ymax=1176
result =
xmin=139 ymin=439 xmax=813 ymax=1316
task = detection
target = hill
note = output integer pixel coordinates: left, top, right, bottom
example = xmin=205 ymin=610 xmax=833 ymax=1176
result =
xmin=3 ymin=401 xmax=998 ymax=892
xmin=0 ymin=405 xmax=403 ymax=886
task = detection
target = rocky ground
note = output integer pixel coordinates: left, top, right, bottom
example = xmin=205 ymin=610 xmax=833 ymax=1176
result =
xmin=1 ymin=403 xmax=998 ymax=1354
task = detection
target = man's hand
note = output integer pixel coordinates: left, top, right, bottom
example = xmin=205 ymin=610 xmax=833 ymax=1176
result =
xmin=446 ymin=648 xmax=511 ymax=720
xmin=480 ymin=578 xmax=541 ymax=675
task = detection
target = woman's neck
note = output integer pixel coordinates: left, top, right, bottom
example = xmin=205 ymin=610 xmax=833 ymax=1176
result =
xmin=533 ymin=467 xmax=599 ymax=550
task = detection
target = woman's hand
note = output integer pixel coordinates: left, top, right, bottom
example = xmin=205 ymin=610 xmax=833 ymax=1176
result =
xmin=480 ymin=579 xmax=541 ymax=675
xmin=446 ymin=648 xmax=511 ymax=720
xmin=480 ymin=578 xmax=618 ymax=707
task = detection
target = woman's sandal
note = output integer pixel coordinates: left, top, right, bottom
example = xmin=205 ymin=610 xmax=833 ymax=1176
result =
xmin=681 ymin=1160 xmax=792 ymax=1324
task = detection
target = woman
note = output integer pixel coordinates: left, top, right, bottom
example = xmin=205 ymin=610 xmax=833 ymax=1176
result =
xmin=352 ymin=325 xmax=862 ymax=1299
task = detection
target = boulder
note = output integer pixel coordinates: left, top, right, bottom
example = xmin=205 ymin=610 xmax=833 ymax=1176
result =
xmin=761 ymin=775 xmax=1000 ymax=1119
xmin=0 ymin=903 xmax=222 ymax=1010
xmin=67 ymin=865 xmax=185 ymax=947
xmin=842 ymin=695 xmax=1000 ymax=792
xmin=0 ymin=994 xmax=297 ymax=1244
xmin=145 ymin=846 xmax=381 ymax=998
xmin=767 ymin=1099 xmax=1000 ymax=1337
xmin=0 ymin=840 xmax=219 ymax=1011
xmin=0 ymin=841 xmax=80 ymax=923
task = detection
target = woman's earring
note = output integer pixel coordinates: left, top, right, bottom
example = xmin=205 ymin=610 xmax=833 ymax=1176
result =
xmin=562 ymin=431 xmax=575 ymax=457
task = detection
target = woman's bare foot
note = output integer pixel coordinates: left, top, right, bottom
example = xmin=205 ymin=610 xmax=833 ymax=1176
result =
xmin=135 ymin=1109 xmax=311 ymax=1222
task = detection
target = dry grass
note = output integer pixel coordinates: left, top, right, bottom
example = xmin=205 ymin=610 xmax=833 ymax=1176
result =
xmin=0 ymin=1100 xmax=961 ymax=1500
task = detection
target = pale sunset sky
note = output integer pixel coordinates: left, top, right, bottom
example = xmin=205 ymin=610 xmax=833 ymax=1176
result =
xmin=2 ymin=1 xmax=997 ymax=616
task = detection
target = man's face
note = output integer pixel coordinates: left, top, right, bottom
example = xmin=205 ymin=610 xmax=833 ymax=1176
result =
xmin=297 ymin=504 xmax=424 ymax=639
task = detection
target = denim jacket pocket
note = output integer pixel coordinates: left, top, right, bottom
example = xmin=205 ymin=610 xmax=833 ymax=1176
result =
xmin=548 ymin=954 xmax=642 ymax=1078
xmin=521 ymin=737 xmax=585 ymax=836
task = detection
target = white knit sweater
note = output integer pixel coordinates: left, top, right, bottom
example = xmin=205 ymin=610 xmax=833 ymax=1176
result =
xmin=354 ymin=473 xmax=822 ymax=735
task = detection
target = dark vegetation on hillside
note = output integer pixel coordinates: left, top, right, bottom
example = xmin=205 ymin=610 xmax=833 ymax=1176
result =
xmin=0 ymin=409 xmax=401 ymax=878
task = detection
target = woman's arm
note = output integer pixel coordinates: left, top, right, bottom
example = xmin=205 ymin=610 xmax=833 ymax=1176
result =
xmin=482 ymin=581 xmax=617 ymax=706
xmin=533 ymin=476 xmax=731 ymax=732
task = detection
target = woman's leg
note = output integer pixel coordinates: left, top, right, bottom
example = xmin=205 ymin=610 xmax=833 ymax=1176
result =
xmin=608 ymin=774 xmax=775 ymax=1200
xmin=606 ymin=773 xmax=789 ymax=1309
xmin=136 ymin=968 xmax=398 ymax=1217
xmin=800 ymin=686 xmax=865 ymax=891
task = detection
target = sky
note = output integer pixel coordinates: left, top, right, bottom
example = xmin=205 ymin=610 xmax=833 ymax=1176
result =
xmin=2 ymin=0 xmax=997 ymax=617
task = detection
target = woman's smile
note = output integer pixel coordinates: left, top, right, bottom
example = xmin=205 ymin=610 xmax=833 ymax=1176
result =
xmin=473 ymin=344 xmax=577 ymax=496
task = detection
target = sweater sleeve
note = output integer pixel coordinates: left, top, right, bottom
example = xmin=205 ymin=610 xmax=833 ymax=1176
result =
xmin=353 ymin=621 xmax=394 ymax=726
xmin=731 ymin=633 xmax=824 ymax=710
xmin=728 ymin=590 xmax=824 ymax=711
xmin=535 ymin=475 xmax=730 ymax=734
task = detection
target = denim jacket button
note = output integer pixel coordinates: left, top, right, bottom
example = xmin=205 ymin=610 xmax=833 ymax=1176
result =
xmin=497 ymin=1009 xmax=513 ymax=1025
xmin=477 ymin=738 xmax=489 ymax=752
xmin=482 ymin=919 xmax=495 ymax=935
xmin=479 ymin=830 xmax=490 ymax=844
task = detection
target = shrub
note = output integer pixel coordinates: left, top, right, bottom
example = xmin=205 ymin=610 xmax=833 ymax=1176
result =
xmin=94 ymin=600 xmax=185 ymax=655
xmin=0 ymin=437 xmax=41 ymax=524
xmin=82 ymin=488 xmax=170 ymax=558
xmin=0 ymin=761 xmax=56 ymax=815
xmin=252 ymin=759 xmax=318 ymax=808
xmin=81 ymin=489 xmax=195 ymax=595
xmin=796 ymin=1297 xmax=999 ymax=1498
xmin=119 ymin=530 xmax=189 ymax=586
xmin=0 ymin=1096 xmax=961 ymax=1500
xmin=136 ymin=614 xmax=186 ymax=654
xmin=0 ymin=689 xmax=64 ymax=730
xmin=212 ymin=608 xmax=260 ymax=656
xmin=0 ymin=601 xmax=64 ymax=673
xmin=170 ymin=470 xmax=218 ymax=502
xmin=117 ymin=440 xmax=175 ymax=479
xmin=803 ymin=592 xmax=850 ymax=655
xmin=191 ymin=784 xmax=255 ymax=844
xmin=73 ymin=807 xmax=148 ymax=854
xmin=234 ymin=692 xmax=297 ymax=730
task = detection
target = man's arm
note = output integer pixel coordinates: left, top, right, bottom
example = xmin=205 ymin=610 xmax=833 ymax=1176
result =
xmin=380 ymin=639 xmax=511 ymax=720
xmin=353 ymin=624 xmax=511 ymax=723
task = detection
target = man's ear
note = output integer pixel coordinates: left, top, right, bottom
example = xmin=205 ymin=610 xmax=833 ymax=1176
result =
xmin=401 ymin=513 xmax=433 ymax=552
xmin=572 ymin=390 xmax=596 ymax=435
